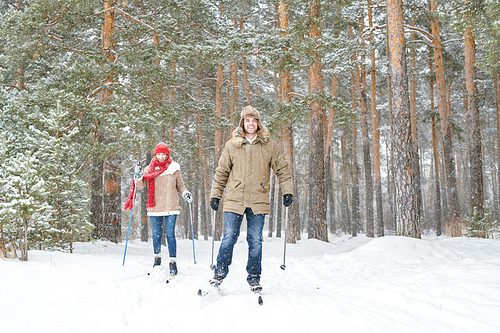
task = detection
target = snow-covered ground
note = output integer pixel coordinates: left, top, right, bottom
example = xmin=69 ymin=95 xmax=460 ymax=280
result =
xmin=2 ymin=234 xmax=500 ymax=333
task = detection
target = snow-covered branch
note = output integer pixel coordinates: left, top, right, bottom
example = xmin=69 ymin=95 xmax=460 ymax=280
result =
xmin=404 ymin=24 xmax=434 ymax=44
xmin=359 ymin=24 xmax=386 ymax=41
xmin=442 ymin=38 xmax=464 ymax=45
xmin=288 ymin=92 xmax=305 ymax=99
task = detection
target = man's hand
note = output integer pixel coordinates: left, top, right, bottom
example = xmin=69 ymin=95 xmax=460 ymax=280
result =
xmin=283 ymin=194 xmax=293 ymax=207
xmin=210 ymin=198 xmax=220 ymax=211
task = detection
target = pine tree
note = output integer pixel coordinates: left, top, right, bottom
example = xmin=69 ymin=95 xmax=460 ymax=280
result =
xmin=387 ymin=0 xmax=421 ymax=238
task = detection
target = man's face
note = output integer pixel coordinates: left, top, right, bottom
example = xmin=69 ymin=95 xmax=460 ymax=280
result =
xmin=243 ymin=117 xmax=258 ymax=135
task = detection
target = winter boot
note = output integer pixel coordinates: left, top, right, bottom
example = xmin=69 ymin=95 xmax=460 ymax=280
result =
xmin=169 ymin=259 xmax=177 ymax=276
xmin=209 ymin=275 xmax=224 ymax=288
xmin=153 ymin=256 xmax=161 ymax=267
xmin=249 ymin=280 xmax=262 ymax=293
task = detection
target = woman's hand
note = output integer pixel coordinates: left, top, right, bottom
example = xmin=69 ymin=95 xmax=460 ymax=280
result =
xmin=182 ymin=191 xmax=193 ymax=203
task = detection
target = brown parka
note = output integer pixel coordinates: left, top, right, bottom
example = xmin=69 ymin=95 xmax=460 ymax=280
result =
xmin=136 ymin=161 xmax=187 ymax=216
xmin=210 ymin=126 xmax=293 ymax=215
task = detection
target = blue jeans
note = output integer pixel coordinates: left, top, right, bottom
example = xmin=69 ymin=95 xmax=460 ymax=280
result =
xmin=150 ymin=215 xmax=177 ymax=258
xmin=215 ymin=208 xmax=265 ymax=283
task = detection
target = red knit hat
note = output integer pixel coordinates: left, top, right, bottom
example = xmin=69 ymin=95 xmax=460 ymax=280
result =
xmin=154 ymin=142 xmax=170 ymax=156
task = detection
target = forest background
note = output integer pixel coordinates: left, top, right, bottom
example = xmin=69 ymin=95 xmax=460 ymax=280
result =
xmin=1 ymin=0 xmax=499 ymax=260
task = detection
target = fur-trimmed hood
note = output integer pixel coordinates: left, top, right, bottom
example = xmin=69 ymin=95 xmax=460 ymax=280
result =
xmin=231 ymin=125 xmax=270 ymax=148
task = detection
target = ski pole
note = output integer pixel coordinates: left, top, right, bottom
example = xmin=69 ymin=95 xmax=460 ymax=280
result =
xmin=123 ymin=161 xmax=141 ymax=266
xmin=210 ymin=209 xmax=217 ymax=270
xmin=280 ymin=206 xmax=289 ymax=270
xmin=188 ymin=202 xmax=197 ymax=264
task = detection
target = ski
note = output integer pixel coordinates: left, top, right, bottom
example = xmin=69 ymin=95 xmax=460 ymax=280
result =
xmin=166 ymin=274 xmax=176 ymax=284
xmin=249 ymin=282 xmax=263 ymax=305
xmin=197 ymin=286 xmax=219 ymax=297
xmin=252 ymin=290 xmax=263 ymax=305
xmin=146 ymin=267 xmax=175 ymax=284
xmin=197 ymin=287 xmax=263 ymax=305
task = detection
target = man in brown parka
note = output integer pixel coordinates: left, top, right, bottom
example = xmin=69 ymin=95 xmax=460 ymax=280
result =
xmin=209 ymin=105 xmax=293 ymax=293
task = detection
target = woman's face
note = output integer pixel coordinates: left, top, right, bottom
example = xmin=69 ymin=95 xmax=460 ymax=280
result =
xmin=156 ymin=153 xmax=168 ymax=162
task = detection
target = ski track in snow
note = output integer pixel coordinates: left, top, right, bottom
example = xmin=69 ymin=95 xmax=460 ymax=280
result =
xmin=1 ymin=235 xmax=500 ymax=333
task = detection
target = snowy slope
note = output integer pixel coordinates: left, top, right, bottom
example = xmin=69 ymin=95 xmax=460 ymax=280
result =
xmin=1 ymin=235 xmax=500 ymax=333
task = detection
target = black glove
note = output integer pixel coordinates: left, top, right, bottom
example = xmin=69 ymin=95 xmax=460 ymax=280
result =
xmin=210 ymin=198 xmax=220 ymax=211
xmin=283 ymin=194 xmax=293 ymax=207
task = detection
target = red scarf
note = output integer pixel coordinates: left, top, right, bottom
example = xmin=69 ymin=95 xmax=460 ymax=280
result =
xmin=124 ymin=157 xmax=172 ymax=210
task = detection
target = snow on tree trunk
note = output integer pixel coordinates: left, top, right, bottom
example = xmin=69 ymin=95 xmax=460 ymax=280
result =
xmin=279 ymin=1 xmax=298 ymax=243
xmin=387 ymin=0 xmax=420 ymax=238
xmin=214 ymin=64 xmax=224 ymax=241
xmin=430 ymin=0 xmax=461 ymax=236
xmin=429 ymin=53 xmax=442 ymax=236
xmin=409 ymin=20 xmax=423 ymax=221
xmin=368 ymin=0 xmax=384 ymax=237
xmin=464 ymin=27 xmax=484 ymax=218
xmin=307 ymin=0 xmax=327 ymax=241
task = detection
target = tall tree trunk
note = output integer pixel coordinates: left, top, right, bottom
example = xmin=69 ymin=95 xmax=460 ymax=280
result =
xmin=430 ymin=0 xmax=461 ymax=235
xmin=349 ymin=26 xmax=360 ymax=237
xmin=282 ymin=124 xmax=298 ymax=242
xmin=276 ymin=186 xmax=283 ymax=237
xmin=91 ymin=156 xmax=104 ymax=238
xmin=168 ymin=63 xmax=176 ymax=143
xmin=279 ymin=1 xmax=299 ymax=243
xmin=357 ymin=12 xmax=374 ymax=238
xmin=101 ymin=0 xmax=121 ymax=243
xmin=241 ymin=57 xmax=251 ymax=105
xmin=200 ymin=174 xmax=209 ymax=240
xmin=193 ymin=184 xmax=199 ymax=240
xmin=326 ymin=68 xmax=337 ymax=232
xmin=429 ymin=53 xmax=442 ymax=236
xmin=464 ymin=27 xmax=484 ymax=217
xmin=495 ymin=68 xmax=500 ymax=221
xmin=369 ymin=0 xmax=383 ymax=237
xmin=355 ymin=63 xmax=374 ymax=237
xmin=387 ymin=0 xmax=420 ymax=238
xmin=386 ymin=13 xmax=396 ymax=233
xmin=22 ymin=217 xmax=28 ymax=261
xmin=239 ymin=8 xmax=251 ymax=106
xmin=341 ymin=136 xmax=351 ymax=234
xmin=230 ymin=60 xmax=238 ymax=134
xmin=307 ymin=0 xmax=327 ymax=241
xmin=214 ymin=64 xmax=224 ymax=241
xmin=351 ymin=122 xmax=360 ymax=237
xmin=104 ymin=155 xmax=121 ymax=243
xmin=409 ymin=20 xmax=423 ymax=220
xmin=196 ymin=71 xmax=211 ymax=240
